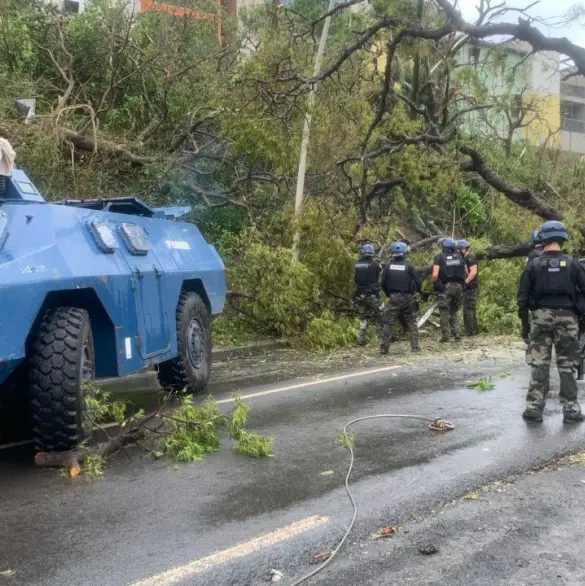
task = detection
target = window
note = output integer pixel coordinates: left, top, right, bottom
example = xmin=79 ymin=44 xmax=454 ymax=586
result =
xmin=561 ymin=82 xmax=585 ymax=100
xmin=120 ymin=223 xmax=150 ymax=255
xmin=16 ymin=181 xmax=37 ymax=195
xmin=62 ymin=0 xmax=80 ymax=13
xmin=562 ymin=118 xmax=585 ymax=134
xmin=562 ymin=101 xmax=575 ymax=118
xmin=511 ymin=94 xmax=523 ymax=120
xmin=88 ymin=220 xmax=118 ymax=254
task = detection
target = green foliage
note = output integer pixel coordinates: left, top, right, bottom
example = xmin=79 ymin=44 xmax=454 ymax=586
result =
xmin=468 ymin=376 xmax=495 ymax=392
xmin=162 ymin=395 xmax=224 ymax=461
xmin=162 ymin=394 xmax=273 ymax=462
xmin=229 ymin=396 xmax=250 ymax=438
xmin=228 ymin=230 xmax=321 ymax=337
xmin=84 ymin=384 xmax=128 ymax=425
xmin=234 ymin=430 xmax=274 ymax=458
xmin=82 ymin=454 xmax=105 ymax=478
xmin=75 ymin=388 xmax=273 ymax=476
xmin=336 ymin=429 xmax=355 ymax=449
xmin=2 ymin=0 xmax=582 ymax=352
xmin=456 ymin=185 xmax=487 ymax=235
xmin=305 ymin=311 xmax=357 ymax=350
xmin=476 ymin=259 xmax=523 ymax=335
xmin=212 ymin=314 xmax=259 ymax=348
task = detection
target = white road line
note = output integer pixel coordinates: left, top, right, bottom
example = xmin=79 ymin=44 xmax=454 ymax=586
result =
xmin=216 ymin=364 xmax=402 ymax=405
xmin=127 ymin=515 xmax=329 ymax=586
xmin=0 ymin=366 xmax=401 ymax=450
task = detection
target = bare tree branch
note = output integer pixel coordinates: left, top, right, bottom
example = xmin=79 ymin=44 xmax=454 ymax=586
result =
xmin=434 ymin=0 xmax=585 ymax=76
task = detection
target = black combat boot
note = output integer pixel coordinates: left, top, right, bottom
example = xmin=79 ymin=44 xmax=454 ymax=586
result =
xmin=563 ymin=411 xmax=583 ymax=424
xmin=522 ymin=409 xmax=543 ymax=423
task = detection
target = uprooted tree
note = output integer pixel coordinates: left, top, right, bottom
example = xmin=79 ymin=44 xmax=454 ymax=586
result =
xmin=2 ymin=0 xmax=585 ymax=346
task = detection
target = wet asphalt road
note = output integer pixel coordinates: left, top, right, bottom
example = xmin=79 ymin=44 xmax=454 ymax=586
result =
xmin=2 ymin=342 xmax=585 ymax=586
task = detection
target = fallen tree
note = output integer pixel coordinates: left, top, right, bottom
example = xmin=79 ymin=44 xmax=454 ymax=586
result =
xmin=416 ymin=242 xmax=532 ymax=277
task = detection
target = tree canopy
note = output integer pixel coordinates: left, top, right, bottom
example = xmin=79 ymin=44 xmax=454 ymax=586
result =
xmin=2 ymin=0 xmax=584 ymax=346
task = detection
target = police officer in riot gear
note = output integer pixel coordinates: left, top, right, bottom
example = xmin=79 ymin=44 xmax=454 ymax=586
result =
xmin=354 ymin=244 xmax=382 ymax=345
xmin=458 ymin=239 xmax=480 ymax=336
xmin=380 ymin=242 xmax=421 ymax=354
xmin=432 ymin=238 xmax=468 ymax=342
xmin=517 ymin=221 xmax=585 ymax=423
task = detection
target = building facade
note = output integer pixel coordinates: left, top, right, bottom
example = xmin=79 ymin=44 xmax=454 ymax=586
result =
xmin=560 ymin=71 xmax=585 ymax=153
xmin=48 ymin=0 xmax=279 ymax=45
xmin=453 ymin=40 xmax=562 ymax=149
xmin=454 ymin=40 xmax=585 ymax=155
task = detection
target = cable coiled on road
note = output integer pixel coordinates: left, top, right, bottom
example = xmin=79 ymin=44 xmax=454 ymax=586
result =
xmin=288 ymin=414 xmax=455 ymax=586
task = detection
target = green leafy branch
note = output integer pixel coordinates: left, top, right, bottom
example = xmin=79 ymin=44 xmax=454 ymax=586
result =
xmin=42 ymin=389 xmax=273 ymax=478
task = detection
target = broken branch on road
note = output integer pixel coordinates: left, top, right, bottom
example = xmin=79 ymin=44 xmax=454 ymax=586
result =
xmin=34 ymin=392 xmax=274 ymax=477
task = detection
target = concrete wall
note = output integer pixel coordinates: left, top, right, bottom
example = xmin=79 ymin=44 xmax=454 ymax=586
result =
xmin=531 ymin=51 xmax=560 ymax=96
xmin=523 ymin=94 xmax=561 ymax=148
xmin=561 ymin=130 xmax=585 ymax=153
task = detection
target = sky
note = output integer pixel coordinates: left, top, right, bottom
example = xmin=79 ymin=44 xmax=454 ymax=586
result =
xmin=456 ymin=0 xmax=585 ymax=47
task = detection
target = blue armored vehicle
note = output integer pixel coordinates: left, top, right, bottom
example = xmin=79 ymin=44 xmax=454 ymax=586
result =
xmin=0 ymin=168 xmax=226 ymax=452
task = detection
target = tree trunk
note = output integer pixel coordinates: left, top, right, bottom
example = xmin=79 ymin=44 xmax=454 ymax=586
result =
xmin=416 ymin=242 xmax=532 ymax=276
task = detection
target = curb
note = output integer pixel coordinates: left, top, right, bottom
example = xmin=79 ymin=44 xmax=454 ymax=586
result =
xmin=98 ymin=339 xmax=289 ymax=386
xmin=212 ymin=339 xmax=290 ymax=361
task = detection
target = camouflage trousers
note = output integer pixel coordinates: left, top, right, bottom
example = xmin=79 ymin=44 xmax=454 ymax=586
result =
xmin=356 ymin=292 xmax=382 ymax=345
xmin=525 ymin=308 xmax=581 ymax=415
xmin=463 ymin=285 xmax=479 ymax=336
xmin=380 ymin=293 xmax=419 ymax=351
xmin=437 ymin=282 xmax=463 ymax=341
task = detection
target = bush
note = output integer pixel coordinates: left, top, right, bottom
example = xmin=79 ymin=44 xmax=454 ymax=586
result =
xmin=476 ymin=259 xmax=522 ymax=335
xmin=228 ymin=230 xmax=321 ymax=337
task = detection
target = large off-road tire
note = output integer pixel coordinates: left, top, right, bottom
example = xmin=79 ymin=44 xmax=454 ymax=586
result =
xmin=28 ymin=307 xmax=95 ymax=452
xmin=157 ymin=292 xmax=211 ymax=393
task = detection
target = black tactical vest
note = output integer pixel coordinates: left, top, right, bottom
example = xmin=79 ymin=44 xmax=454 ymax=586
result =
xmin=355 ymin=259 xmax=380 ymax=292
xmin=532 ymin=255 xmax=575 ymax=300
xmin=384 ymin=261 xmax=413 ymax=293
xmin=439 ymin=252 xmax=466 ymax=283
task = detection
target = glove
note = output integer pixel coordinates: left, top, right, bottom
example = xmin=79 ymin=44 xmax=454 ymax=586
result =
xmin=518 ymin=307 xmax=530 ymax=343
xmin=521 ymin=324 xmax=530 ymax=344
xmin=412 ymin=297 xmax=420 ymax=313
xmin=420 ymin=291 xmax=430 ymax=303
xmin=434 ymin=280 xmax=444 ymax=293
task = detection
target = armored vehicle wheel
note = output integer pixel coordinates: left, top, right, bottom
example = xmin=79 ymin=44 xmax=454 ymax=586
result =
xmin=157 ymin=292 xmax=211 ymax=393
xmin=28 ymin=307 xmax=95 ymax=452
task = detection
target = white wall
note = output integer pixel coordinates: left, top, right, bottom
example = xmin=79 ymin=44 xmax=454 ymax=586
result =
xmin=530 ymin=51 xmax=560 ymax=97
xmin=561 ymin=130 xmax=585 ymax=153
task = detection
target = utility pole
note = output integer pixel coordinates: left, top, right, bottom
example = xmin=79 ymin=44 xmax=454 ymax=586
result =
xmin=291 ymin=0 xmax=337 ymax=261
